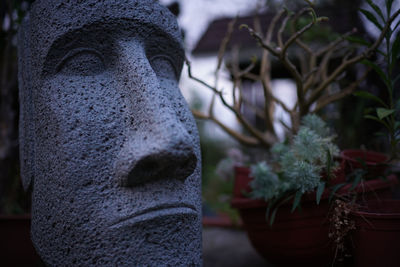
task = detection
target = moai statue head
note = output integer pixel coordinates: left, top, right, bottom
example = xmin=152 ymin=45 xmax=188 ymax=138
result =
xmin=18 ymin=0 xmax=202 ymax=265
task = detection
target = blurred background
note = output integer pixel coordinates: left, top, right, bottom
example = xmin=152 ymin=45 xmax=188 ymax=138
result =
xmin=0 ymin=0 xmax=399 ymax=266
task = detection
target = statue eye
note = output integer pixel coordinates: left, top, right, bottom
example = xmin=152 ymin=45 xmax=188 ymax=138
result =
xmin=150 ymin=55 xmax=178 ymax=80
xmin=57 ymin=48 xmax=105 ymax=76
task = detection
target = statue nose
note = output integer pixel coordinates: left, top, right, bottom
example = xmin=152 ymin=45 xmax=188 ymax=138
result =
xmin=114 ymin=41 xmax=198 ymax=187
xmin=123 ymin=139 xmax=197 ymax=187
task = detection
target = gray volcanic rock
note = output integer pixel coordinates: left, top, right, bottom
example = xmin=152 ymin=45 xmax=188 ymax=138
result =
xmin=18 ymin=0 xmax=202 ymax=266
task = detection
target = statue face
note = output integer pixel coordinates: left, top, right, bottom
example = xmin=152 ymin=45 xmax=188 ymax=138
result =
xmin=18 ymin=1 xmax=201 ymax=265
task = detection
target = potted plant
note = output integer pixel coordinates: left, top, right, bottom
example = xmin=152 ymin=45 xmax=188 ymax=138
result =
xmin=344 ymin=1 xmax=400 ymax=265
xmin=231 ymin=114 xmax=342 ymax=266
xmin=231 ymin=115 xmax=397 ymax=266
xmin=188 ymin=0 xmax=400 ymax=265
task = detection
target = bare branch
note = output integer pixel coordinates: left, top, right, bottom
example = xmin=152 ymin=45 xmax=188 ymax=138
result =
xmin=187 ymin=59 xmax=274 ymax=148
xmin=217 ymin=17 xmax=237 ymax=71
xmin=191 ymin=109 xmax=210 ymax=120
xmin=278 ymin=10 xmax=291 ymax=48
xmin=243 ymin=25 xmax=280 ymax=57
xmin=232 ymin=78 xmax=240 ymax=108
xmin=243 ymin=72 xmax=260 ymax=81
xmin=208 ymin=94 xmax=216 ymax=116
xmin=314 ymin=69 xmax=370 ymax=112
xmin=307 ymin=8 xmax=400 ymax=110
xmin=237 ymin=61 xmax=257 ymax=78
xmin=253 ymin=12 xmax=263 ymax=39
xmin=282 ymin=8 xmax=321 ymax=55
xmin=266 ymin=88 xmax=292 ymax=114
xmin=316 ymin=29 xmax=356 ymax=57
xmin=241 ymin=97 xmax=266 ymax=120
xmin=266 ymin=9 xmax=286 ymax=43
xmin=191 ymin=110 xmax=260 ymax=147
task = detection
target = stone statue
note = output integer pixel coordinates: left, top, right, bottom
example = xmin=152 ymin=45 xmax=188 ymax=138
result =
xmin=18 ymin=0 xmax=202 ymax=265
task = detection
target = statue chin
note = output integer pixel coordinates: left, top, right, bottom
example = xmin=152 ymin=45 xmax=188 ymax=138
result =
xmin=32 ymin=213 xmax=201 ymax=266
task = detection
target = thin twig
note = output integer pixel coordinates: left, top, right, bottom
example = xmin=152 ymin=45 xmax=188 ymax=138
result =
xmin=314 ymin=69 xmax=370 ymax=112
xmin=307 ymin=8 xmax=400 ymax=110
xmin=191 ymin=110 xmax=260 ymax=146
xmin=187 ymin=59 xmax=274 ymax=148
xmin=278 ymin=10 xmax=291 ymax=48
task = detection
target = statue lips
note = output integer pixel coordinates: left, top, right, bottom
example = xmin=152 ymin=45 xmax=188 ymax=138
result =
xmin=109 ymin=203 xmax=198 ymax=229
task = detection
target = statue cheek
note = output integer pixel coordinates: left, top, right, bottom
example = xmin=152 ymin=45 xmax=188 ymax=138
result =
xmin=35 ymin=75 xmax=126 ymax=181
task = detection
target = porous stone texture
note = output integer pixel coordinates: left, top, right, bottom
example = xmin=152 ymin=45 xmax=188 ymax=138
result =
xmin=18 ymin=0 xmax=202 ymax=266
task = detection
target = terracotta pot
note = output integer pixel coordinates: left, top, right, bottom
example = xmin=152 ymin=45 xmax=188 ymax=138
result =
xmin=233 ymin=166 xmax=252 ymax=198
xmin=0 ymin=214 xmax=41 ymax=266
xmin=231 ymin=164 xmax=398 ymax=266
xmin=351 ymin=199 xmax=400 ymax=267
xmin=341 ymin=149 xmax=389 ymax=178
xmin=232 ymin=197 xmax=334 ymax=266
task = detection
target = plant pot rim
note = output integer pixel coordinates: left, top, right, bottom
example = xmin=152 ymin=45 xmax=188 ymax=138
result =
xmin=231 ymin=175 xmax=398 ymax=209
xmin=340 ymin=149 xmax=389 ymax=165
xmin=352 ymin=199 xmax=400 ymax=219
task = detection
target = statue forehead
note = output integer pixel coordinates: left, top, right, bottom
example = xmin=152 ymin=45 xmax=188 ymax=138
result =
xmin=26 ymin=0 xmax=182 ymax=68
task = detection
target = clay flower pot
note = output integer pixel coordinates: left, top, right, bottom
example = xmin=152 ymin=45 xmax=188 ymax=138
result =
xmin=231 ymin=195 xmax=334 ymax=266
xmin=233 ymin=166 xmax=252 ymax=199
xmin=341 ymin=149 xmax=389 ymax=178
xmin=351 ymin=200 xmax=400 ymax=267
xmin=231 ymin=165 xmax=398 ymax=266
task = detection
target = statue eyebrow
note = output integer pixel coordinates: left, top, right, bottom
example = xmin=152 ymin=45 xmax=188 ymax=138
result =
xmin=43 ymin=20 xmax=184 ymax=76
xmin=55 ymin=47 xmax=105 ymax=73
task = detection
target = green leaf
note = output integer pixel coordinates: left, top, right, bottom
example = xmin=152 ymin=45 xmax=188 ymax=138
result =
xmin=316 ymin=182 xmax=325 ymax=205
xmin=329 ymin=183 xmax=346 ymax=202
xmin=265 ymin=202 xmax=272 ymax=222
xmin=386 ymin=0 xmax=394 ymax=17
xmin=364 ymin=114 xmax=380 ymax=121
xmin=366 ymin=0 xmax=385 ymax=21
xmin=377 ymin=108 xmax=395 ymax=120
xmin=364 ymin=114 xmax=391 ymax=130
xmin=361 ymin=59 xmax=390 ymax=88
xmin=377 ymin=49 xmax=387 ymax=57
xmin=353 ymin=91 xmax=388 ymax=108
xmin=394 ymin=74 xmax=400 ymax=87
xmin=266 ymin=196 xmax=292 ymax=226
xmin=391 ymin=37 xmax=400 ymax=71
xmin=362 ymin=60 xmax=390 ymax=88
xmin=374 ymin=131 xmax=386 ymax=137
xmin=269 ymin=208 xmax=278 ymax=226
xmin=291 ymin=191 xmax=302 ymax=213
xmin=394 ymin=19 xmax=400 ymax=32
xmin=350 ymin=172 xmax=363 ymax=191
xmin=360 ymin=9 xmax=383 ymax=30
xmin=364 ymin=107 xmax=375 ymax=115
xmin=395 ymin=121 xmax=400 ymax=130
xmin=345 ymin=36 xmax=371 ymax=47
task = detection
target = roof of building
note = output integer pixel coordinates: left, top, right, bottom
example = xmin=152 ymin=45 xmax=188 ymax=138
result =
xmin=192 ymin=6 xmax=368 ymax=55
